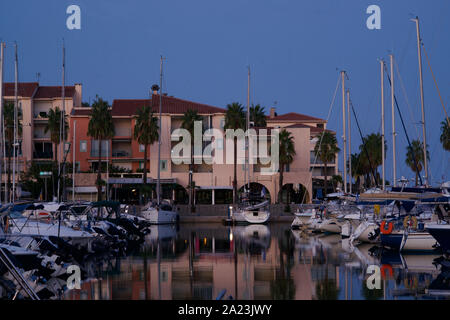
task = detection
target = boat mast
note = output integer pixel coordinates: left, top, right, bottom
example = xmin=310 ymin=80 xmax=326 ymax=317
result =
xmin=12 ymin=43 xmax=18 ymax=203
xmin=380 ymin=59 xmax=385 ymax=190
xmin=246 ymin=66 xmax=250 ymax=192
xmin=0 ymin=42 xmax=4 ymax=204
xmin=157 ymin=56 xmax=163 ymax=206
xmin=346 ymin=89 xmax=351 ymax=194
xmin=341 ymin=71 xmax=347 ymax=193
xmin=58 ymin=42 xmax=66 ymax=202
xmin=389 ymin=54 xmax=397 ymax=187
xmin=412 ymin=17 xmax=428 ymax=186
xmin=72 ymin=120 xmax=76 ymax=201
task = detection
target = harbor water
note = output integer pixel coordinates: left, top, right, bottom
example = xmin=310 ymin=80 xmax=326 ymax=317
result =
xmin=63 ymin=222 xmax=449 ymax=300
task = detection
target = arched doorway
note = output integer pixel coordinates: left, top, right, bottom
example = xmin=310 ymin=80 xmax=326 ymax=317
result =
xmin=238 ymin=182 xmax=271 ymax=203
xmin=278 ymin=183 xmax=309 ymax=204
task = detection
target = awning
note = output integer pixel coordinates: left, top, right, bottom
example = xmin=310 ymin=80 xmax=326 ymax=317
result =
xmin=67 ymin=186 xmax=105 ymax=193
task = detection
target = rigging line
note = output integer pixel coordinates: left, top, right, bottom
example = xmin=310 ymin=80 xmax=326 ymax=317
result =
xmin=394 ymin=59 xmax=421 ymax=139
xmin=421 ymin=42 xmax=450 ymax=127
xmin=349 ymin=97 xmax=379 ymax=188
xmin=383 ymin=63 xmax=423 ymax=186
xmin=301 ymin=72 xmax=341 ymax=203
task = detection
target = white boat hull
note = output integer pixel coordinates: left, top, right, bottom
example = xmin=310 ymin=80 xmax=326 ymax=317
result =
xmin=400 ymin=232 xmax=439 ymax=252
xmin=232 ymin=209 xmax=270 ymax=224
xmin=141 ymin=208 xmax=179 ymax=224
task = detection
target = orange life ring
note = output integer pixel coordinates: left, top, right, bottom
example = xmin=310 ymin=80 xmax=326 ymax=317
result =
xmin=380 ymin=264 xmax=393 ymax=279
xmin=380 ymin=220 xmax=394 ymax=235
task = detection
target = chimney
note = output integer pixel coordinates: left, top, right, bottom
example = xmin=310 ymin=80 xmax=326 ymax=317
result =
xmin=151 ymin=84 xmax=160 ymax=95
xmin=270 ymin=107 xmax=276 ymax=119
xmin=74 ymin=83 xmax=82 ymax=107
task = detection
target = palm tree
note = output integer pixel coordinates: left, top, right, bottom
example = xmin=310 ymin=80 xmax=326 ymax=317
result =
xmin=181 ymin=109 xmax=203 ymax=212
xmin=133 ymin=105 xmax=159 ymax=200
xmin=358 ymin=133 xmax=386 ymax=187
xmin=405 ymin=139 xmax=429 ymax=186
xmin=87 ymin=96 xmax=115 ymax=201
xmin=350 ymin=153 xmax=365 ymax=191
xmin=440 ymin=120 xmax=450 ymax=151
xmin=278 ymin=129 xmax=296 ymax=204
xmin=3 ymin=102 xmax=22 ymax=201
xmin=224 ymin=102 xmax=245 ymax=204
xmin=314 ymin=131 xmax=340 ymax=196
xmin=249 ymin=104 xmax=266 ymax=127
xmin=45 ymin=107 xmax=68 ymax=198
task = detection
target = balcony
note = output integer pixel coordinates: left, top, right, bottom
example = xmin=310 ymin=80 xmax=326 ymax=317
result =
xmin=111 ymin=150 xmax=130 ymax=158
xmin=33 ymin=152 xmax=53 ymax=160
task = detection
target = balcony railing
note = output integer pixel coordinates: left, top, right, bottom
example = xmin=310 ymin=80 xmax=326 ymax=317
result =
xmin=33 ymin=152 xmax=53 ymax=159
xmin=112 ymin=150 xmax=130 ymax=157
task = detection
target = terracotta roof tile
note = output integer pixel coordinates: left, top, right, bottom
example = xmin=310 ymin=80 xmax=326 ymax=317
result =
xmin=151 ymin=94 xmax=225 ymax=114
xmin=267 ymin=112 xmax=325 ymax=123
xmin=112 ymin=99 xmax=151 ymax=116
xmin=34 ymin=86 xmax=75 ymax=99
xmin=3 ymin=82 xmax=38 ymax=97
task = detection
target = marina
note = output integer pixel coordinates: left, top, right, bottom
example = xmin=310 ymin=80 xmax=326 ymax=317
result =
xmin=0 ymin=0 xmax=449 ymax=306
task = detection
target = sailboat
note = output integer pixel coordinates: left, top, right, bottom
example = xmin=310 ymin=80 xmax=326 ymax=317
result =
xmin=141 ymin=56 xmax=179 ymax=225
xmin=230 ymin=67 xmax=270 ymax=224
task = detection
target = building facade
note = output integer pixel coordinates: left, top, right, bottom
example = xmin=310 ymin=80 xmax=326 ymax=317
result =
xmin=2 ymin=82 xmax=337 ymax=203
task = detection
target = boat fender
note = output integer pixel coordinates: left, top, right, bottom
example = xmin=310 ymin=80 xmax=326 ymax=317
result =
xmin=403 ymin=216 xmax=418 ymax=230
xmin=380 ymin=220 xmax=393 ymax=235
xmin=380 ymin=264 xmax=393 ymax=279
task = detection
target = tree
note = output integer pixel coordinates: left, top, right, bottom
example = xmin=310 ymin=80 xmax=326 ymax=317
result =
xmin=405 ymin=139 xmax=429 ymax=186
xmin=314 ymin=131 xmax=340 ymax=196
xmin=45 ymin=107 xmax=68 ymax=200
xmin=249 ymin=104 xmax=266 ymax=127
xmin=224 ymin=102 xmax=245 ymax=204
xmin=87 ymin=96 xmax=115 ymax=201
xmin=358 ymin=133 xmax=387 ymax=187
xmin=3 ymin=102 xmax=22 ymax=201
xmin=350 ymin=153 xmax=365 ymax=191
xmin=440 ymin=120 xmax=450 ymax=151
xmin=134 ymin=105 xmax=159 ymax=201
xmin=331 ymin=175 xmax=343 ymax=192
xmin=278 ymin=129 xmax=296 ymax=204
xmin=181 ymin=109 xmax=203 ymax=212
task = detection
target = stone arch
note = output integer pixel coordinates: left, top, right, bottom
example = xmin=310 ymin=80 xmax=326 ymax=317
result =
xmin=238 ymin=182 xmax=272 ymax=203
xmin=278 ymin=183 xmax=310 ymax=204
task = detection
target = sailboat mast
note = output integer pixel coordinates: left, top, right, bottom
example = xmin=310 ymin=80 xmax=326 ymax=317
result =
xmin=58 ymin=42 xmax=66 ymax=202
xmin=346 ymin=89 xmax=352 ymax=194
xmin=412 ymin=17 xmax=428 ymax=186
xmin=389 ymin=54 xmax=397 ymax=187
xmin=341 ymin=71 xmax=347 ymax=193
xmin=380 ymin=59 xmax=385 ymax=190
xmin=246 ymin=66 xmax=250 ymax=191
xmin=12 ymin=43 xmax=18 ymax=203
xmin=157 ymin=56 xmax=163 ymax=205
xmin=0 ymin=42 xmax=4 ymax=204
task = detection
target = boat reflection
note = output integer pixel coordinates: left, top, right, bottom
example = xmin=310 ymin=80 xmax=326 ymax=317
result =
xmin=63 ymin=223 xmax=450 ymax=300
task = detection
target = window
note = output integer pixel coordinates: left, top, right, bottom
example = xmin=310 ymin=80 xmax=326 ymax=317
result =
xmin=90 ymin=140 xmax=108 ymax=157
xmin=160 ymin=160 xmax=168 ymax=172
xmin=80 ymin=140 xmax=87 ymax=152
xmin=220 ymin=119 xmax=225 ymax=129
xmin=139 ymin=144 xmax=145 ymax=152
xmin=75 ymin=162 xmax=80 ymax=173
xmin=139 ymin=161 xmax=144 ymax=169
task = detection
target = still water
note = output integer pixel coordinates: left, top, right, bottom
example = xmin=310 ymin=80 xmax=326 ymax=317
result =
xmin=64 ymin=223 xmax=450 ymax=300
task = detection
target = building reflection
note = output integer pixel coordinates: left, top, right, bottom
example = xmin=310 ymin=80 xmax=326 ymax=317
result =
xmin=64 ymin=224 xmax=450 ymax=300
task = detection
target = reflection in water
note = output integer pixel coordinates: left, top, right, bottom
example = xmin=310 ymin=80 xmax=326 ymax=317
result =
xmin=64 ymin=223 xmax=450 ymax=300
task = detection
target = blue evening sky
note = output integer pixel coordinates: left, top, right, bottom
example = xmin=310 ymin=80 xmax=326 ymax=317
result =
xmin=1 ymin=0 xmax=449 ymax=185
